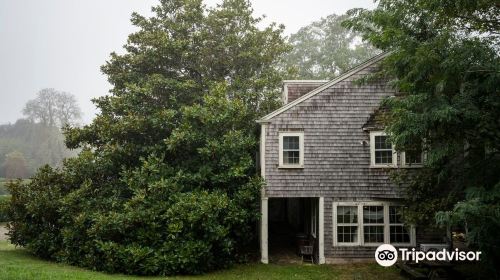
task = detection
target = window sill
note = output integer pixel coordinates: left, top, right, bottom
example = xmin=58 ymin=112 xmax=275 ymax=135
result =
xmin=335 ymin=243 xmax=361 ymax=247
xmin=363 ymin=243 xmax=385 ymax=247
xmin=278 ymin=165 xmax=304 ymax=169
xmin=369 ymin=165 xmax=397 ymax=169
xmin=335 ymin=243 xmax=396 ymax=247
xmin=391 ymin=243 xmax=414 ymax=247
xmin=400 ymin=165 xmax=423 ymax=169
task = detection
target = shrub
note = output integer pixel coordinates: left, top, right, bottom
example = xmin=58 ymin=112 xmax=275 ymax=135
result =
xmin=7 ymin=158 xmax=261 ymax=275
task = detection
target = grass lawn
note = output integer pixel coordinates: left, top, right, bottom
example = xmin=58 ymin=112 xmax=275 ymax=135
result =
xmin=0 ymin=240 xmax=404 ymax=280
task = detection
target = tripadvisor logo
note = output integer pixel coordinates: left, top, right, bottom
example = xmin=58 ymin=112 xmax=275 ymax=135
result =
xmin=375 ymin=244 xmax=398 ymax=267
xmin=375 ymin=244 xmax=482 ymax=267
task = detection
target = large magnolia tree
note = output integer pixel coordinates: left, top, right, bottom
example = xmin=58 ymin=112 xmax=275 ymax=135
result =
xmin=344 ymin=0 xmax=500 ymax=275
xmin=7 ymin=0 xmax=290 ymax=275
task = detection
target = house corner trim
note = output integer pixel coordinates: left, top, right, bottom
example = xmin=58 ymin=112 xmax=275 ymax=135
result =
xmin=260 ymin=197 xmax=269 ymax=264
xmin=318 ymin=197 xmax=325 ymax=264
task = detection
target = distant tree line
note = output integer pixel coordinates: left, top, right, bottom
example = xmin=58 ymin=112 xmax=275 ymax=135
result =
xmin=23 ymin=88 xmax=82 ymax=127
xmin=283 ymin=13 xmax=379 ymax=79
xmin=0 ymin=89 xmax=80 ymax=179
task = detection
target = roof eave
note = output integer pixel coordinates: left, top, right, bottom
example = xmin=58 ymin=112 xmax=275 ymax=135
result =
xmin=256 ymin=119 xmax=271 ymax=124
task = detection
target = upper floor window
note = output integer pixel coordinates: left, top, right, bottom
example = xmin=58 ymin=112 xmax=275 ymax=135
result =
xmin=401 ymin=146 xmax=424 ymax=167
xmin=370 ymin=131 xmax=397 ymax=167
xmin=279 ymin=132 xmax=304 ymax=168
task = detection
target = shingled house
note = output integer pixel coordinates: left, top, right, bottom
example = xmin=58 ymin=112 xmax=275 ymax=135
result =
xmin=257 ymin=53 xmax=440 ymax=264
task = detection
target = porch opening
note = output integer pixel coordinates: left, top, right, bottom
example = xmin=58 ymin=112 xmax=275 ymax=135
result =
xmin=268 ymin=197 xmax=319 ymax=264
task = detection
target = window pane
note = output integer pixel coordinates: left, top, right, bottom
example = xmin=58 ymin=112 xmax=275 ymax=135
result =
xmin=337 ymin=206 xmax=358 ymax=223
xmin=375 ymin=136 xmax=392 ymax=150
xmin=283 ymin=136 xmax=299 ymax=150
xmin=375 ymin=150 xmax=393 ymax=164
xmin=283 ymin=151 xmax=300 ymax=164
xmin=389 ymin=206 xmax=403 ymax=224
xmin=390 ymin=225 xmax=410 ymax=243
xmin=406 ymin=150 xmax=422 ymax=165
xmin=363 ymin=206 xmax=384 ymax=224
xmin=364 ymin=225 xmax=384 ymax=243
xmin=338 ymin=226 xmax=358 ymax=243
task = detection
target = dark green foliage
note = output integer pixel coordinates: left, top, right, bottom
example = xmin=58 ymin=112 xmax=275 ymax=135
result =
xmin=436 ymin=184 xmax=500 ymax=273
xmin=7 ymin=170 xmax=66 ymax=258
xmin=283 ymin=13 xmax=379 ymax=79
xmin=8 ymin=90 xmax=264 ymax=275
xmin=0 ymin=195 xmax=10 ymax=222
xmin=344 ymin=0 xmax=499 ymax=274
xmin=7 ymin=0 xmax=288 ymax=275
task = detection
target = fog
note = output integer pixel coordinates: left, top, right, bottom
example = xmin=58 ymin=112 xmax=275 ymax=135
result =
xmin=0 ymin=0 xmax=376 ymax=125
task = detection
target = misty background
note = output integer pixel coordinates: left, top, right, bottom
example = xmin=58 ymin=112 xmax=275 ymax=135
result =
xmin=0 ymin=0 xmax=376 ymax=182
xmin=0 ymin=0 xmax=375 ymax=124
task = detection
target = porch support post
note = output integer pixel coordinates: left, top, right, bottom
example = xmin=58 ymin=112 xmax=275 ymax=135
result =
xmin=318 ymin=196 xmax=325 ymax=264
xmin=259 ymin=123 xmax=269 ymax=264
xmin=260 ymin=197 xmax=269 ymax=264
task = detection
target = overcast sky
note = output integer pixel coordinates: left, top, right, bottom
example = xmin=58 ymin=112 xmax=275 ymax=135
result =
xmin=0 ymin=0 xmax=376 ymax=124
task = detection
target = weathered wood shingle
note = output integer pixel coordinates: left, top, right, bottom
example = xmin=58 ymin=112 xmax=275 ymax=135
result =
xmin=263 ymin=64 xmax=402 ymax=198
xmin=362 ymin=106 xmax=390 ymax=131
xmin=283 ymin=81 xmax=327 ymax=104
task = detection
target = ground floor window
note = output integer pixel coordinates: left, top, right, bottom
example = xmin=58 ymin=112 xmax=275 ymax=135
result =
xmin=336 ymin=206 xmax=358 ymax=244
xmin=363 ymin=205 xmax=385 ymax=244
xmin=389 ymin=206 xmax=411 ymax=243
xmin=332 ymin=202 xmax=415 ymax=246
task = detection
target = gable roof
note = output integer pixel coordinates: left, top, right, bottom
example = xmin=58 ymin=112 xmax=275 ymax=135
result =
xmin=257 ymin=52 xmax=390 ymax=123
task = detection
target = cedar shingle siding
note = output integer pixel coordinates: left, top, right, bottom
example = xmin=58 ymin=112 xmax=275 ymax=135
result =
xmin=362 ymin=107 xmax=390 ymax=131
xmin=285 ymin=82 xmax=326 ymax=103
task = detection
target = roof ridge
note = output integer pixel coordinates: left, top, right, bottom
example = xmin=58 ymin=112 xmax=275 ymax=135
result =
xmin=283 ymin=80 xmax=330 ymax=83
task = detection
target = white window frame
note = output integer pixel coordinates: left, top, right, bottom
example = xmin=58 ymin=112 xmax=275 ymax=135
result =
xmin=332 ymin=201 xmax=416 ymax=247
xmin=362 ymin=203 xmax=387 ymax=246
xmin=401 ymin=150 xmax=425 ymax=168
xmin=333 ymin=202 xmax=361 ymax=246
xmin=278 ymin=131 xmax=304 ymax=168
xmin=388 ymin=205 xmax=413 ymax=246
xmin=370 ymin=131 xmax=397 ymax=168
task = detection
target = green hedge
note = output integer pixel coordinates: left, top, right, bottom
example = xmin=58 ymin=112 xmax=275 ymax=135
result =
xmin=7 ymin=163 xmax=261 ymax=275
